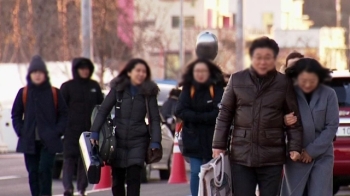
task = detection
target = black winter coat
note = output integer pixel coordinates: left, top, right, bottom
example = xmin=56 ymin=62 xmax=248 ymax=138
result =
xmin=175 ymin=83 xmax=223 ymax=159
xmin=11 ymin=80 xmax=68 ymax=154
xmin=90 ymin=78 xmax=161 ymax=168
xmin=60 ymin=58 xmax=104 ymax=157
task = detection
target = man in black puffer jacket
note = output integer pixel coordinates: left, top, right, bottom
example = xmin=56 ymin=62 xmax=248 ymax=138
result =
xmin=60 ymin=58 xmax=103 ymax=196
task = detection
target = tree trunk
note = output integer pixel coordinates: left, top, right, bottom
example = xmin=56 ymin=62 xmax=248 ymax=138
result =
xmin=57 ymin=0 xmax=68 ymax=60
xmin=10 ymin=0 xmax=21 ymax=63
xmin=27 ymin=0 xmax=35 ymax=57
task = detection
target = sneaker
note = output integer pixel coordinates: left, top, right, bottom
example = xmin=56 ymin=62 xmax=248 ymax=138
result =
xmin=63 ymin=190 xmax=73 ymax=196
xmin=80 ymin=192 xmax=87 ymax=196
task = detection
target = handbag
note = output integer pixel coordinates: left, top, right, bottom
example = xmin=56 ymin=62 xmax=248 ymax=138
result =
xmin=145 ymin=97 xmax=163 ymax=164
xmin=198 ymin=153 xmax=232 ymax=196
xmin=79 ymin=132 xmax=103 ymax=184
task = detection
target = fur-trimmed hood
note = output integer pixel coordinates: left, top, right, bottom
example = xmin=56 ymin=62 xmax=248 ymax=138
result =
xmin=110 ymin=77 xmax=159 ymax=96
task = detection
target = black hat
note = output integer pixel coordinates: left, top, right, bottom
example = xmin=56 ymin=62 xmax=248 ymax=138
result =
xmin=28 ymin=55 xmax=48 ymax=74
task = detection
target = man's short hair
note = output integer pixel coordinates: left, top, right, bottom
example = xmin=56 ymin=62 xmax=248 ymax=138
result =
xmin=169 ymin=88 xmax=181 ymax=98
xmin=249 ymin=36 xmax=279 ymax=58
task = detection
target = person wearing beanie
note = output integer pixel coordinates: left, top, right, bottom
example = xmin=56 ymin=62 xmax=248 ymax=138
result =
xmin=11 ymin=55 xmax=68 ymax=196
xmin=60 ymin=57 xmax=103 ymax=196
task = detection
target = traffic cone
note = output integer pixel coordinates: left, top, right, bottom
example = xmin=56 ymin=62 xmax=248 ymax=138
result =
xmin=93 ymin=165 xmax=112 ymax=189
xmin=168 ymin=125 xmax=188 ymax=184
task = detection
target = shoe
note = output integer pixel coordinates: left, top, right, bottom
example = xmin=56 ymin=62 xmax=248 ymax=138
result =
xmin=80 ymin=192 xmax=87 ymax=196
xmin=63 ymin=190 xmax=73 ymax=196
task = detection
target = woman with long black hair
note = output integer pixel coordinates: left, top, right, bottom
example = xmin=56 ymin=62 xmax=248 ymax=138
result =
xmin=175 ymin=58 xmax=225 ymax=196
xmin=90 ymin=58 xmax=161 ymax=196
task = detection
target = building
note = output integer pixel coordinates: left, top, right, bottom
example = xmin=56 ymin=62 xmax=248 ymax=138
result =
xmin=229 ymin=0 xmax=313 ymax=36
xmin=133 ymin=0 xmax=234 ymax=79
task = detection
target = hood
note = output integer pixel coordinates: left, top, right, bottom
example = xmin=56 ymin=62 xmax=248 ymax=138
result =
xmin=110 ymin=77 xmax=159 ymax=96
xmin=72 ymin=57 xmax=94 ymax=79
xmin=28 ymin=55 xmax=48 ymax=75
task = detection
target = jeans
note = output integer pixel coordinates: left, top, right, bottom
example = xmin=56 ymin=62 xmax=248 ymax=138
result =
xmin=112 ymin=165 xmax=142 ymax=196
xmin=24 ymin=141 xmax=55 ymax=196
xmin=231 ymin=163 xmax=283 ymax=196
xmin=189 ymin=157 xmax=211 ymax=196
xmin=62 ymin=156 xmax=88 ymax=193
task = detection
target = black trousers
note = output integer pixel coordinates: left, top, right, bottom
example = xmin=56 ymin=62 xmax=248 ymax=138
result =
xmin=231 ymin=163 xmax=283 ymax=196
xmin=62 ymin=156 xmax=88 ymax=193
xmin=112 ymin=165 xmax=142 ymax=196
xmin=24 ymin=141 xmax=55 ymax=196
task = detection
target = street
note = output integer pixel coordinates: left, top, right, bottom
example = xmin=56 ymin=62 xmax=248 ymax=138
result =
xmin=1 ymin=153 xmax=350 ymax=196
xmin=0 ymin=153 xmax=190 ymax=196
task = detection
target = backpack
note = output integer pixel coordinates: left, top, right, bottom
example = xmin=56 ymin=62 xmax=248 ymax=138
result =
xmin=22 ymin=86 xmax=58 ymax=111
xmin=93 ymin=91 xmax=123 ymax=165
xmin=190 ymin=85 xmax=214 ymax=99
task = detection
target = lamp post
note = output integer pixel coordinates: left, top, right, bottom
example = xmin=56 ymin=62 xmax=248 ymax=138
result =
xmin=236 ymin=0 xmax=244 ymax=71
xmin=81 ymin=0 xmax=93 ymax=60
xmin=179 ymin=0 xmax=184 ymax=71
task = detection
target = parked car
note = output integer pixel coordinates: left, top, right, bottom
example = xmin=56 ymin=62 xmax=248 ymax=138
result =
xmin=141 ymin=80 xmax=177 ymax=182
xmin=328 ymin=71 xmax=350 ymax=194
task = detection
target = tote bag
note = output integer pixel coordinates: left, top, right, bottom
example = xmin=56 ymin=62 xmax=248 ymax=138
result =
xmin=198 ymin=153 xmax=232 ymax=196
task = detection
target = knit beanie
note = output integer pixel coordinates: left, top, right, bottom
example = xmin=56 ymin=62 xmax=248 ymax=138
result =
xmin=28 ymin=55 xmax=48 ymax=74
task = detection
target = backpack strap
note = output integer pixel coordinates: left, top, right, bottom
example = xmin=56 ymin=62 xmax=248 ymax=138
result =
xmin=22 ymin=86 xmax=58 ymax=112
xmin=115 ymin=91 xmax=124 ymax=118
xmin=22 ymin=86 xmax=28 ymax=110
xmin=190 ymin=85 xmax=215 ymax=99
xmin=190 ymin=86 xmax=195 ymax=99
xmin=209 ymin=85 xmax=214 ymax=99
xmin=51 ymin=87 xmax=58 ymax=111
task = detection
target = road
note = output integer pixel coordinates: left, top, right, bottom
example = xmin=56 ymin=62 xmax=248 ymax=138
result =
xmin=1 ymin=153 xmax=350 ymax=196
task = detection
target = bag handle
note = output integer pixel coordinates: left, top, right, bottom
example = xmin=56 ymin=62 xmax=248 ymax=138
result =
xmin=210 ymin=153 xmax=225 ymax=187
xmin=145 ymin=97 xmax=151 ymax=135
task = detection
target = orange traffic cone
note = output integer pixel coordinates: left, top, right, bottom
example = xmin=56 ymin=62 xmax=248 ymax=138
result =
xmin=93 ymin=165 xmax=112 ymax=189
xmin=168 ymin=127 xmax=188 ymax=184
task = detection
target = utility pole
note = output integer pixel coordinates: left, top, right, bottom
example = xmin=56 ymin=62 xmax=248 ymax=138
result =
xmin=348 ymin=16 xmax=350 ymax=69
xmin=236 ymin=0 xmax=244 ymax=71
xmin=179 ymin=0 xmax=184 ymax=72
xmin=336 ymin=0 xmax=342 ymax=27
xmin=81 ymin=0 xmax=93 ymax=60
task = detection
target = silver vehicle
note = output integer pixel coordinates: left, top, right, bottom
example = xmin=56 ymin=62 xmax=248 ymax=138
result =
xmin=141 ymin=80 xmax=177 ymax=182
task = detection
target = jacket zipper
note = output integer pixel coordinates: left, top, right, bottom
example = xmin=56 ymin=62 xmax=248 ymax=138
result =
xmin=125 ymin=95 xmax=134 ymax=166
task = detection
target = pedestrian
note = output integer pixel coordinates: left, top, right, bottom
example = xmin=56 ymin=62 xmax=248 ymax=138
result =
xmin=60 ymin=58 xmax=104 ymax=196
xmin=212 ymin=37 xmax=303 ymax=196
xmin=89 ymin=58 xmax=161 ymax=196
xmin=160 ymin=88 xmax=181 ymax=135
xmin=279 ymin=51 xmax=304 ymax=73
xmin=175 ymin=58 xmax=225 ymax=196
xmin=11 ymin=55 xmax=68 ymax=196
xmin=281 ymin=58 xmax=339 ymax=196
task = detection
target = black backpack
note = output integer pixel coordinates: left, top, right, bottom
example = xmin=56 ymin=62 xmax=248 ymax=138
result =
xmin=91 ymin=91 xmax=123 ymax=165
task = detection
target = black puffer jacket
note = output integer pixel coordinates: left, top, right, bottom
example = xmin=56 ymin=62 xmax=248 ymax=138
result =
xmin=90 ymin=78 xmax=161 ymax=168
xmin=175 ymin=82 xmax=224 ymax=159
xmin=60 ymin=58 xmax=103 ymax=157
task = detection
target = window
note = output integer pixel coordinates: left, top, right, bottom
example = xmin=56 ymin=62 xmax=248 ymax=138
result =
xmin=171 ymin=16 xmax=195 ymax=28
xmin=262 ymin=12 xmax=274 ymax=33
xmin=232 ymin=14 xmax=236 ymax=27
xmin=328 ymin=77 xmax=350 ymax=107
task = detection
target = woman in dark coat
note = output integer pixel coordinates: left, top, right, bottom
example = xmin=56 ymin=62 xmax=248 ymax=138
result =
xmin=90 ymin=58 xmax=161 ymax=196
xmin=175 ymin=58 xmax=225 ymax=196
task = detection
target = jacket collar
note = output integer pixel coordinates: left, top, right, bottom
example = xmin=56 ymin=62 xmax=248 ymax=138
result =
xmin=110 ymin=77 xmax=159 ymax=96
